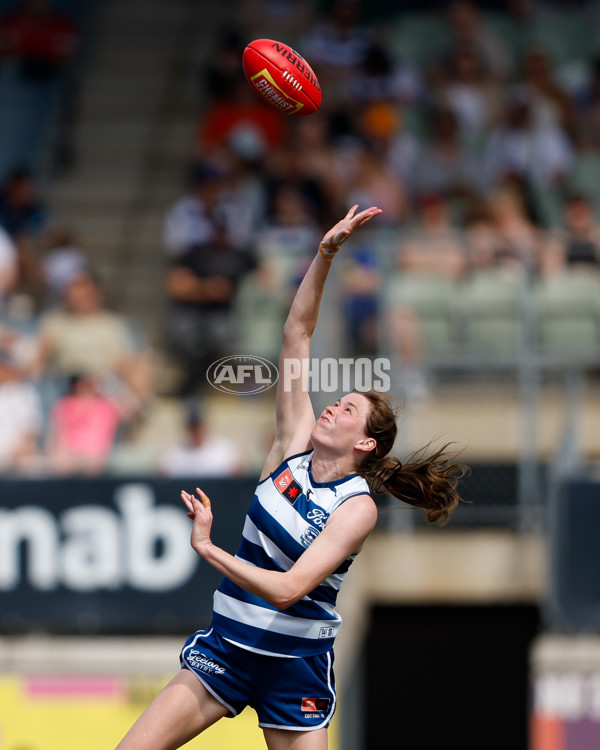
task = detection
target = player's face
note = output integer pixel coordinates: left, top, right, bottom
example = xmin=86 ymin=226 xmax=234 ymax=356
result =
xmin=312 ymin=392 xmax=373 ymax=455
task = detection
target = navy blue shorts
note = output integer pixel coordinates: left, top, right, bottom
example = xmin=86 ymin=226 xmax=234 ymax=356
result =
xmin=179 ymin=627 xmax=336 ymax=731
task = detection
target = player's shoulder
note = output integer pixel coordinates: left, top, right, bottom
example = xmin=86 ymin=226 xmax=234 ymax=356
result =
xmin=326 ymin=492 xmax=378 ymax=541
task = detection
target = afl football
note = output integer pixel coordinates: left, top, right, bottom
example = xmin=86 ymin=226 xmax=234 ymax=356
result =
xmin=242 ymin=38 xmax=321 ymax=116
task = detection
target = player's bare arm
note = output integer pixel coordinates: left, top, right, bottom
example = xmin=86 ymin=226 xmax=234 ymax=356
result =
xmin=260 ymin=205 xmax=383 ymax=480
xmin=182 ymin=487 xmax=377 ymax=610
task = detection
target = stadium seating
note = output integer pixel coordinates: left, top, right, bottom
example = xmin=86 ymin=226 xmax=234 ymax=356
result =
xmin=533 ymin=269 xmax=600 ymax=359
xmin=384 ymin=272 xmax=458 ymax=360
xmin=459 ymin=268 xmax=527 ymax=356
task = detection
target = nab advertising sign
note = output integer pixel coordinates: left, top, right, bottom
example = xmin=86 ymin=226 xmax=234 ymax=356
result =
xmin=0 ymin=477 xmax=256 ymax=634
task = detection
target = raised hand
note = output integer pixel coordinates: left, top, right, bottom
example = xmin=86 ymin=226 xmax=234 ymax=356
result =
xmin=319 ymin=205 xmax=383 ymax=262
xmin=181 ymin=487 xmax=213 ymax=553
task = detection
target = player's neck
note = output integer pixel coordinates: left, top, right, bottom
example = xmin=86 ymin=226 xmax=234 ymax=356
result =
xmin=310 ymin=453 xmax=355 ymax=483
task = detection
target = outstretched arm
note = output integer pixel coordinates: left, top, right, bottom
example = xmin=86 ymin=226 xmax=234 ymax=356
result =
xmin=260 ymin=204 xmax=382 ymax=480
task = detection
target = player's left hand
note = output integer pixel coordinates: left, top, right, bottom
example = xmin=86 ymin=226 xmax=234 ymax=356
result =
xmin=181 ymin=487 xmax=214 ymax=552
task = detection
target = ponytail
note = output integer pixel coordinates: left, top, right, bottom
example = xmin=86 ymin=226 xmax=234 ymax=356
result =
xmin=359 ymin=443 xmax=468 ymax=525
xmin=356 ymin=391 xmax=468 ymax=526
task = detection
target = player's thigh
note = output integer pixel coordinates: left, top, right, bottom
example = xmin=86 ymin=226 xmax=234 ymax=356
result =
xmin=263 ymin=727 xmax=328 ymax=750
xmin=115 ymin=668 xmax=229 ymax=750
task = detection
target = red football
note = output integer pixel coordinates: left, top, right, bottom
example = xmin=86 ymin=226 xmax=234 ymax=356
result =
xmin=242 ymin=38 xmax=321 ymax=117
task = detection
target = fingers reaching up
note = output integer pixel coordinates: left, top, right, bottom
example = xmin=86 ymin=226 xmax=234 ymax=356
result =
xmin=319 ymin=205 xmax=382 ymax=262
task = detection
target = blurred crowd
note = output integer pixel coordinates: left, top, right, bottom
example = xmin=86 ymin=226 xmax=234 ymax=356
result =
xmin=1 ymin=0 xmax=600 ymax=475
xmin=165 ymin=0 xmax=600 ymax=399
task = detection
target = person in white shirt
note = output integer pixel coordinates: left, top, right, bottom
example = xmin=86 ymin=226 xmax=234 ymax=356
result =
xmin=159 ymin=405 xmax=242 ymax=478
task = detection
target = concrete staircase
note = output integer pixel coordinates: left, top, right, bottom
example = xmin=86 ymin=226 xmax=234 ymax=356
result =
xmin=47 ymin=0 xmax=223 ymax=347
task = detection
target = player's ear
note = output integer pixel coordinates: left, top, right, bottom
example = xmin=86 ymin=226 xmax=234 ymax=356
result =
xmin=355 ymin=437 xmax=376 ymax=453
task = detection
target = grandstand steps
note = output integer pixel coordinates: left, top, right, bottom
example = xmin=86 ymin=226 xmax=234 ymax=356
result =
xmin=47 ymin=0 xmax=217 ymax=347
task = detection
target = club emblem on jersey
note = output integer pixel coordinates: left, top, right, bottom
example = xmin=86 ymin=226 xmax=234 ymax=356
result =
xmin=300 ymin=526 xmax=319 ymax=548
xmin=274 ymin=467 xmax=303 ymax=505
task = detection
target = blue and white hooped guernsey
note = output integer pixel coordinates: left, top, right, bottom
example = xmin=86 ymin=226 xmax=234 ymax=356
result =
xmin=211 ymin=450 xmax=372 ymax=658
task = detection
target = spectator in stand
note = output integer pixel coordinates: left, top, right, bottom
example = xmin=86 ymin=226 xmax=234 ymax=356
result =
xmin=386 ymin=193 xmax=466 ymax=403
xmin=217 ymin=128 xmax=268 ymax=254
xmin=0 ymin=167 xmax=47 ymax=237
xmin=573 ymin=55 xmax=600 ymax=151
xmin=363 ymin=101 xmax=421 ymax=195
xmin=0 ymin=291 xmax=39 ymax=375
xmin=164 ymin=164 xmax=253 ymax=395
xmin=264 ymin=115 xmax=336 ymax=225
xmin=255 ymin=182 xmax=321 ymax=284
xmin=338 ymin=137 xmax=409 ymax=227
xmin=234 ymin=259 xmax=293 ymax=364
xmin=196 ymin=75 xmax=288 ymax=158
xmin=300 ymin=0 xmax=372 ymax=103
xmin=202 ymin=26 xmax=246 ymax=103
xmin=541 ymin=194 xmax=600 ymax=276
xmin=0 ymin=167 xmax=49 ymax=300
xmin=0 ymin=344 xmax=42 ymax=474
xmin=338 ymin=244 xmax=381 ymax=357
xmin=485 ymin=85 xmax=573 ymax=191
xmin=464 ymin=207 xmax=503 ymax=272
xmin=0 ymin=0 xmax=78 ymax=80
xmin=39 ymin=225 xmax=89 ymax=308
xmin=520 ymin=47 xmax=575 ymax=137
xmin=400 ymin=192 xmax=467 ymax=280
xmin=486 ymin=188 xmax=542 ymax=275
xmin=159 ymin=402 xmax=242 ymax=478
xmin=37 ymin=271 xmax=152 ymax=414
xmin=348 ymin=40 xmax=423 ymax=107
xmin=438 ymin=0 xmax=511 ymax=81
xmin=235 ymin=184 xmax=321 ymax=362
xmin=163 ymin=161 xmax=228 ymax=259
xmin=0 ymin=224 xmax=17 ymax=310
xmin=433 ymin=42 xmax=503 ymax=147
xmin=46 ymin=372 xmax=124 ymax=476
xmin=412 ymin=105 xmax=483 ymax=207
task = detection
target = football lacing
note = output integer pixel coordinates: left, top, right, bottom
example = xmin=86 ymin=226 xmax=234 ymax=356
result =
xmin=282 ymin=70 xmax=303 ymax=91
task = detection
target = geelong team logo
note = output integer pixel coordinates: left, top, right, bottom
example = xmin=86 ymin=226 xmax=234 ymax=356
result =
xmin=206 ymin=355 xmax=279 ymax=395
xmin=300 ymin=526 xmax=319 ymax=548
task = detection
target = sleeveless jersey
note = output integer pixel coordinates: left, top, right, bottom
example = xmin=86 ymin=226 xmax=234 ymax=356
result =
xmin=211 ymin=450 xmax=372 ymax=658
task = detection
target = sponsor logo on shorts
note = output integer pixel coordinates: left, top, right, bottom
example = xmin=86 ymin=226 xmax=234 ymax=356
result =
xmin=301 ymin=697 xmax=331 ymax=718
xmin=186 ymin=650 xmax=226 ymax=675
